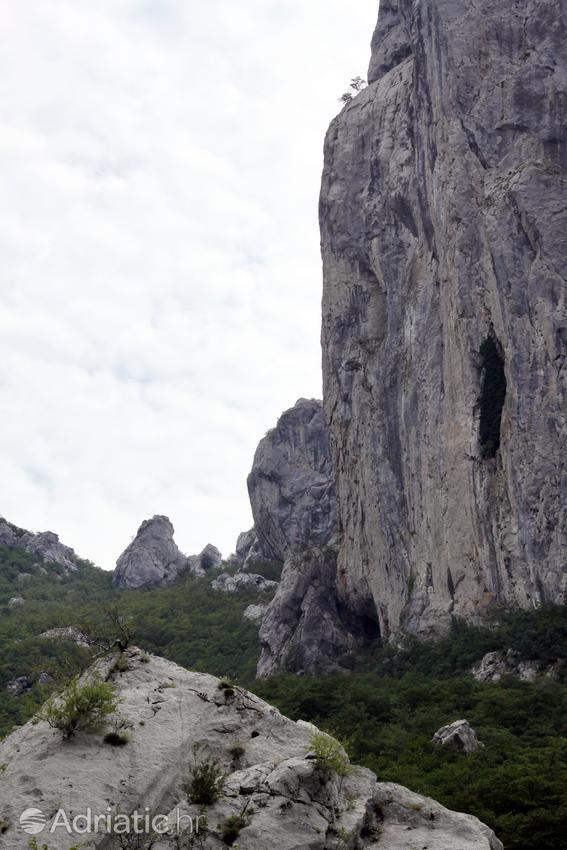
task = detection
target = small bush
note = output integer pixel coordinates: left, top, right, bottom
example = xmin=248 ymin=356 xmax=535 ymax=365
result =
xmin=104 ymin=730 xmax=130 ymax=746
xmin=228 ymin=743 xmax=246 ymax=762
xmin=308 ymin=731 xmax=351 ymax=778
xmin=139 ymin=653 xmax=150 ymax=664
xmin=218 ymin=679 xmax=236 ymax=699
xmin=37 ymin=677 xmax=119 ymax=739
xmin=113 ymin=654 xmax=130 ymax=674
xmin=185 ymin=746 xmax=226 ymax=806
xmin=0 ymin=819 xmax=9 ymax=834
xmin=220 ymin=813 xmax=248 ymax=845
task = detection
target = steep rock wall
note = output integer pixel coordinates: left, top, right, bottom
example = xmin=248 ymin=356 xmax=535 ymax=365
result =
xmin=320 ymin=0 xmax=567 ymax=640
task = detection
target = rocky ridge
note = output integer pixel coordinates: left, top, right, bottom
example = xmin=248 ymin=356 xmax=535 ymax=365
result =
xmin=0 ymin=517 xmax=81 ymax=572
xmin=0 ymin=649 xmax=502 ymax=850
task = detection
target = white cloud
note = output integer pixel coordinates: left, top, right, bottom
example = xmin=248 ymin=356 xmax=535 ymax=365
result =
xmin=0 ymin=0 xmax=378 ymax=568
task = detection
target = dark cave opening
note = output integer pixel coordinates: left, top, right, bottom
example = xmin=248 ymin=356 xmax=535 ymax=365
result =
xmin=478 ymin=334 xmax=507 ymax=459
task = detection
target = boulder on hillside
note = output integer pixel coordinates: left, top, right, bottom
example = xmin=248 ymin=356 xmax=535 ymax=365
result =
xmin=471 ymin=649 xmax=557 ymax=683
xmin=432 ymin=720 xmax=482 ymax=754
xmin=113 ymin=515 xmax=188 ymax=589
xmin=0 ymin=649 xmax=503 ymax=849
xmin=211 ymin=572 xmax=277 ymax=594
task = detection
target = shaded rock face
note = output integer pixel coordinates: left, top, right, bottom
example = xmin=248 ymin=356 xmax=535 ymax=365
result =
xmin=188 ymin=543 xmax=223 ymax=577
xmin=258 ymin=547 xmax=380 ymax=677
xmin=433 ymin=720 xmax=482 ymax=755
xmin=113 ymin=515 xmax=188 ymax=589
xmin=0 ymin=518 xmax=79 ymax=572
xmin=247 ymin=399 xmax=339 ymax=563
xmin=320 ymin=0 xmax=567 ymax=641
xmin=0 ymin=650 xmax=502 ymax=850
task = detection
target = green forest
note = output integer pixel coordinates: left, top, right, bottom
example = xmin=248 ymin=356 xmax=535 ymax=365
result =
xmin=1 ymin=544 xmax=566 ymax=850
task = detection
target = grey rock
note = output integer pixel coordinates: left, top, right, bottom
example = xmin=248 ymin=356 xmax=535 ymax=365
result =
xmin=0 ymin=650 xmax=502 ymax=850
xmin=5 ymin=677 xmax=31 ymax=697
xmin=39 ymin=626 xmax=93 ymax=648
xmin=211 ymin=572 xmax=277 ymax=594
xmin=471 ymin=649 xmax=557 ymax=683
xmin=243 ymin=603 xmax=269 ymax=625
xmin=258 ymin=547 xmax=379 ymax=677
xmin=433 ymin=720 xmax=483 ymax=755
xmin=188 ymin=542 xmax=223 ymax=577
xmin=320 ymin=0 xmax=567 ymax=642
xmin=0 ymin=517 xmax=80 ymax=572
xmin=233 ymin=528 xmax=257 ymax=567
xmin=248 ymin=398 xmax=339 ymax=562
xmin=7 ymin=597 xmax=25 ymax=608
xmin=113 ymin=515 xmax=188 ymax=589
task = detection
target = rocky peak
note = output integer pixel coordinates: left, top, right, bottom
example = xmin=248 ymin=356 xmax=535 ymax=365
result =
xmin=113 ymin=516 xmax=223 ymax=589
xmin=0 ymin=517 xmax=80 ymax=572
xmin=247 ymin=398 xmax=339 ymax=562
xmin=113 ymin=515 xmax=188 ymax=589
xmin=0 ymin=649 xmax=503 ymax=849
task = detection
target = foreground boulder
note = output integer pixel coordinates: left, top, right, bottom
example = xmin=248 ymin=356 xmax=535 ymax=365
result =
xmin=0 ymin=651 xmax=502 ymax=849
xmin=433 ymin=720 xmax=482 ymax=754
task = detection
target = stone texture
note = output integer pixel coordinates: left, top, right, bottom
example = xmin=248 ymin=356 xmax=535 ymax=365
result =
xmin=471 ymin=649 xmax=559 ymax=682
xmin=232 ymin=528 xmax=258 ymax=567
xmin=320 ymin=0 xmax=567 ymax=642
xmin=433 ymin=720 xmax=483 ymax=754
xmin=7 ymin=597 xmax=25 ymax=608
xmin=113 ymin=515 xmax=188 ymax=589
xmin=0 ymin=517 xmax=80 ymax=572
xmin=188 ymin=543 xmax=223 ymax=577
xmin=243 ymin=603 xmax=269 ymax=625
xmin=247 ymin=398 xmax=339 ymax=563
xmin=0 ymin=650 xmax=502 ymax=850
xmin=211 ymin=572 xmax=278 ymax=594
xmin=39 ymin=626 xmax=93 ymax=648
xmin=258 ymin=547 xmax=380 ymax=677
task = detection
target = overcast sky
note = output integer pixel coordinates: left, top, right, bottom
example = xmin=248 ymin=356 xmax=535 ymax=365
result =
xmin=0 ymin=0 xmax=378 ymax=570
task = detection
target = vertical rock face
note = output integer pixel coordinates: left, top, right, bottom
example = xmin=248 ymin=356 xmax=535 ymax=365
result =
xmin=247 ymin=398 xmax=339 ymax=562
xmin=320 ymin=0 xmax=567 ymax=641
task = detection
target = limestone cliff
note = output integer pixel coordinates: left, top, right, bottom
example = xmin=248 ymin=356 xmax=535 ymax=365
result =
xmin=320 ymin=0 xmax=567 ymax=641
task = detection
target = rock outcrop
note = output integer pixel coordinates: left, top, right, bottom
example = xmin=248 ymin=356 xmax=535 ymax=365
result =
xmin=432 ymin=720 xmax=482 ymax=754
xmin=247 ymin=398 xmax=339 ymax=562
xmin=113 ymin=516 xmax=222 ymax=588
xmin=258 ymin=546 xmax=380 ymax=677
xmin=113 ymin=516 xmax=188 ymax=589
xmin=211 ymin=572 xmax=278 ymax=594
xmin=0 ymin=517 xmax=80 ymax=572
xmin=319 ymin=0 xmax=567 ymax=642
xmin=39 ymin=626 xmax=93 ymax=648
xmin=471 ymin=649 xmax=559 ymax=683
xmin=0 ymin=650 xmax=502 ymax=849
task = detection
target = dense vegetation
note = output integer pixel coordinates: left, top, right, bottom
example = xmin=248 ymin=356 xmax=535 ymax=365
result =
xmin=1 ymin=544 xmax=566 ymax=850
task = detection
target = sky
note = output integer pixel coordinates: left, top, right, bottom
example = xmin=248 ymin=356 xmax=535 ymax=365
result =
xmin=0 ymin=0 xmax=379 ymax=570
